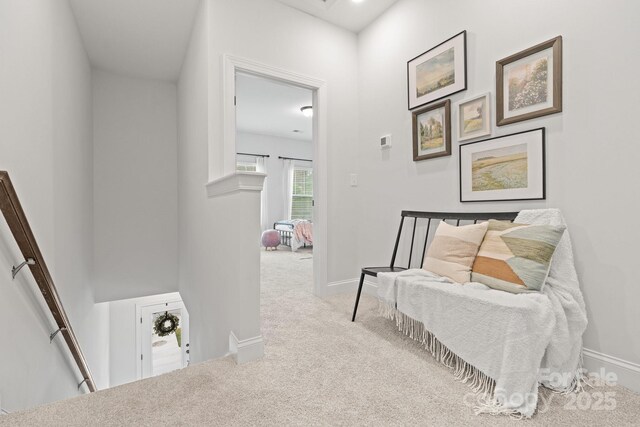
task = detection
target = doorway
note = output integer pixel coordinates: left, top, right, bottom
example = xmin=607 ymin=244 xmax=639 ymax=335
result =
xmin=223 ymin=54 xmax=328 ymax=297
xmin=235 ymin=72 xmax=315 ymax=291
xmin=137 ymin=300 xmax=190 ymax=379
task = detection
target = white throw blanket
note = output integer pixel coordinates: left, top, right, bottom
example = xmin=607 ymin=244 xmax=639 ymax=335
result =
xmin=516 ymin=209 xmax=588 ymax=391
xmin=377 ymin=209 xmax=587 ymax=418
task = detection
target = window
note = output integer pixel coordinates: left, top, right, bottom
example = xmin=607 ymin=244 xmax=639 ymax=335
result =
xmin=291 ymin=167 xmax=313 ymax=221
xmin=236 ymin=161 xmax=257 ymax=172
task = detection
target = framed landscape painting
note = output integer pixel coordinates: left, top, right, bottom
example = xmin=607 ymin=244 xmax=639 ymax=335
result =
xmin=459 ymin=128 xmax=545 ymax=202
xmin=413 ymin=99 xmax=451 ymax=161
xmin=408 ymin=31 xmax=467 ymax=110
xmin=456 ymin=92 xmax=491 ymax=142
xmin=496 ymin=36 xmax=562 ymax=126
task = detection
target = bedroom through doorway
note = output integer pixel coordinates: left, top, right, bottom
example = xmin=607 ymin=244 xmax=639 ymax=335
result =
xmin=235 ymin=72 xmax=315 ymax=292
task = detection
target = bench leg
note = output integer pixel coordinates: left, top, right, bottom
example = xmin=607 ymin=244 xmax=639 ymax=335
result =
xmin=351 ymin=273 xmax=366 ymax=322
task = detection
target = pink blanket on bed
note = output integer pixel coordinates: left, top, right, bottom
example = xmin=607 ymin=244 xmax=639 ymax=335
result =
xmin=294 ymin=221 xmax=313 ymax=244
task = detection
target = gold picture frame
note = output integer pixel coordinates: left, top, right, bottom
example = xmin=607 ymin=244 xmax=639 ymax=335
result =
xmin=456 ymin=92 xmax=491 ymax=142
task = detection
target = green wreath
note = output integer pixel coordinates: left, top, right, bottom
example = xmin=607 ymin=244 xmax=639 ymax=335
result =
xmin=153 ymin=311 xmax=180 ymax=337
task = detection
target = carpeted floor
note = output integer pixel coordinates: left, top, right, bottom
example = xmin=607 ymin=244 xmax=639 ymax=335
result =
xmin=4 ymin=246 xmax=640 ymax=426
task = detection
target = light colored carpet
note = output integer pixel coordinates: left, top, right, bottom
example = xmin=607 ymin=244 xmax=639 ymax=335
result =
xmin=4 ymin=246 xmax=640 ymax=426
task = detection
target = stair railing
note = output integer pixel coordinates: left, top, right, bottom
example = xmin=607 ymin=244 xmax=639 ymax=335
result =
xmin=0 ymin=171 xmax=96 ymax=392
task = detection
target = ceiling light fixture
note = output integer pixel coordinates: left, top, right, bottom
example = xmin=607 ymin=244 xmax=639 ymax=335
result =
xmin=352 ymin=0 xmax=365 ymax=3
xmin=300 ymin=106 xmax=313 ymax=117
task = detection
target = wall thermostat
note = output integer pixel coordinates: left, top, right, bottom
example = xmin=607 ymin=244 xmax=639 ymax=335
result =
xmin=380 ymin=134 xmax=392 ymax=150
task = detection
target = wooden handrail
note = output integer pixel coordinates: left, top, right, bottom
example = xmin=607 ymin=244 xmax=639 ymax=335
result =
xmin=0 ymin=171 xmax=96 ymax=392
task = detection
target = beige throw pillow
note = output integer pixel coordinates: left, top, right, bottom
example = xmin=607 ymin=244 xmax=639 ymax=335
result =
xmin=422 ymin=221 xmax=489 ymax=283
xmin=471 ymin=219 xmax=565 ymax=293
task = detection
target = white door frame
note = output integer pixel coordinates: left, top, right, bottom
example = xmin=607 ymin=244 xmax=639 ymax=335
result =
xmin=136 ymin=299 xmax=190 ymax=380
xmin=222 ymin=54 xmax=329 ymax=297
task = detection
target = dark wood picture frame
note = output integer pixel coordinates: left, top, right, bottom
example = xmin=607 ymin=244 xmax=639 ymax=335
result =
xmin=496 ymin=36 xmax=562 ymax=126
xmin=412 ymin=99 xmax=451 ymax=161
xmin=407 ymin=30 xmax=467 ymax=110
xmin=458 ymin=127 xmax=547 ymax=203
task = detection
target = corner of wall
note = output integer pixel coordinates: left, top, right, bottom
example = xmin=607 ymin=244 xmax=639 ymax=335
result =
xmin=229 ymin=331 xmax=264 ymax=364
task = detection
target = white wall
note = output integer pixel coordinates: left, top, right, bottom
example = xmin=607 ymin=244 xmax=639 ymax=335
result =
xmin=177 ymin=0 xmax=220 ymax=362
xmin=178 ymin=0 xmax=264 ymax=364
xmin=177 ymin=0 xmax=360 ymax=363
xmin=237 ymin=132 xmax=313 ymax=229
xmin=0 ymin=226 xmax=79 ymax=412
xmin=108 ymin=292 xmax=181 ymax=387
xmin=208 ymin=0 xmax=360 ymax=284
xmin=357 ymin=0 xmax=640 ymax=370
xmin=93 ymin=70 xmax=179 ymax=302
xmin=0 ymin=0 xmax=109 ymax=410
xmin=51 ymin=0 xmax=110 ymax=392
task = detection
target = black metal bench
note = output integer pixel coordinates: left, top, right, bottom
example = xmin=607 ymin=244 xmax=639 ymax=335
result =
xmin=351 ymin=210 xmax=519 ymax=322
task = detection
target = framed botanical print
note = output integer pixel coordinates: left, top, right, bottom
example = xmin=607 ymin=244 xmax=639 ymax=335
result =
xmin=496 ymin=36 xmax=562 ymax=126
xmin=459 ymin=128 xmax=545 ymax=202
xmin=407 ymin=31 xmax=467 ymax=110
xmin=456 ymin=93 xmax=491 ymax=142
xmin=412 ymin=99 xmax=451 ymax=161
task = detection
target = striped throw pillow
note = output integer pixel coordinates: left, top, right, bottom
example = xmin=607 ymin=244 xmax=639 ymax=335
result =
xmin=422 ymin=221 xmax=489 ymax=283
xmin=471 ymin=219 xmax=565 ymax=293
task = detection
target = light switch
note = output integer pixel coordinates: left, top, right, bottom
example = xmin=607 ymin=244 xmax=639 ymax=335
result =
xmin=350 ymin=173 xmax=358 ymax=187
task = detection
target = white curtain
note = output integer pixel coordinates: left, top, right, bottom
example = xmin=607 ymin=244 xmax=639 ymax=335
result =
xmin=256 ymin=157 xmax=269 ymax=231
xmin=283 ymin=159 xmax=295 ymax=220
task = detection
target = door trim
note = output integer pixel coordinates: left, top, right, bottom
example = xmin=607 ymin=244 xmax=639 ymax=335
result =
xmin=135 ymin=299 xmax=189 ymax=380
xmin=222 ymin=54 xmax=329 ymax=297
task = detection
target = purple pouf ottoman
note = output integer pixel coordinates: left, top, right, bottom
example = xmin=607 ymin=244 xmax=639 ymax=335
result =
xmin=261 ymin=229 xmax=280 ymax=250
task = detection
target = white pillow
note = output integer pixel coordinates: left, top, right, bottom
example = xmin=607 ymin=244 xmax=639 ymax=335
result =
xmin=422 ymin=221 xmax=488 ymax=283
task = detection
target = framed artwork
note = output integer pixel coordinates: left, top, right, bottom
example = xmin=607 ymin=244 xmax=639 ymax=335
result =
xmin=456 ymin=92 xmax=491 ymax=142
xmin=413 ymin=99 xmax=451 ymax=161
xmin=496 ymin=36 xmax=562 ymax=126
xmin=407 ymin=30 xmax=467 ymax=110
xmin=459 ymin=128 xmax=545 ymax=202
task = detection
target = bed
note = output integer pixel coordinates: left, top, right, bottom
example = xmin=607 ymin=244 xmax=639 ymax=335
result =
xmin=274 ymin=220 xmax=313 ymax=252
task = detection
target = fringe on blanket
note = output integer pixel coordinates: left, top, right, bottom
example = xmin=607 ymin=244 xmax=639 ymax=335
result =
xmin=378 ymin=301 xmax=588 ymax=419
xmin=473 ymin=395 xmax=524 ymax=420
xmin=378 ymin=301 xmax=495 ymax=397
xmin=543 ymin=350 xmax=591 ymax=395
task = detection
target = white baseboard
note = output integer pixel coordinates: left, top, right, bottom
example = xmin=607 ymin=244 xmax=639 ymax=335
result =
xmin=582 ymin=348 xmax=640 ymax=393
xmin=326 ymin=277 xmax=377 ymax=296
xmin=229 ymin=331 xmax=264 ymax=364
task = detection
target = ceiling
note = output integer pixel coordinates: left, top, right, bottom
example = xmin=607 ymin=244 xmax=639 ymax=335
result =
xmin=69 ymin=0 xmax=200 ymax=81
xmin=275 ymin=0 xmax=400 ymax=33
xmin=68 ymin=0 xmax=398 ymax=82
xmin=236 ymin=73 xmax=313 ymax=142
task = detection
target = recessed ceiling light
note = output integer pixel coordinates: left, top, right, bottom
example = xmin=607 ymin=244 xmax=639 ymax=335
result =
xmin=300 ymin=106 xmax=313 ymax=117
xmin=352 ymin=0 xmax=365 ymax=3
